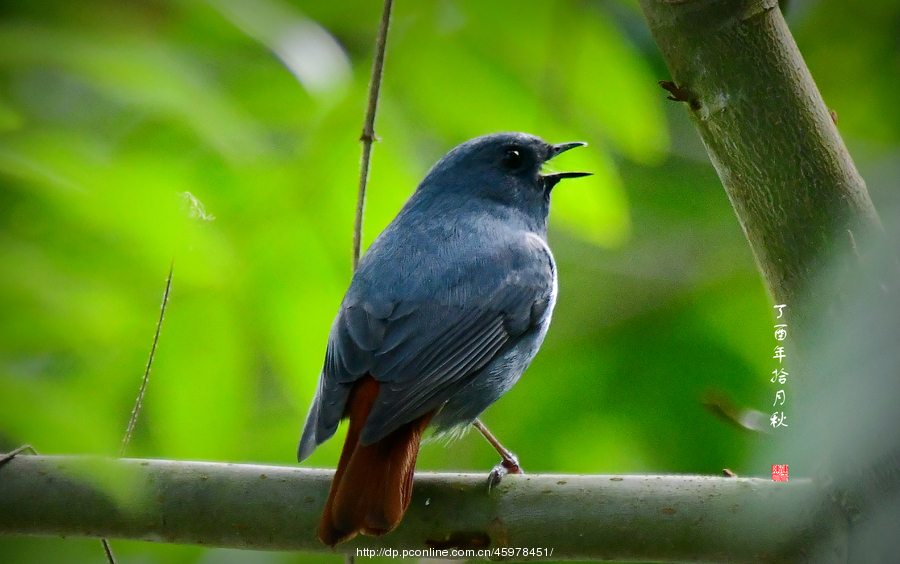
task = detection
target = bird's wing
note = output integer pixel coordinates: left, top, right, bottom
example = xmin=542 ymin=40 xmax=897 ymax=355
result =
xmin=361 ymin=295 xmax=523 ymax=444
xmin=298 ymin=233 xmax=554 ymax=458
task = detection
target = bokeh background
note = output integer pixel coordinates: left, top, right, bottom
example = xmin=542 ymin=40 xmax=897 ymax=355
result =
xmin=2 ymin=0 xmax=899 ymax=562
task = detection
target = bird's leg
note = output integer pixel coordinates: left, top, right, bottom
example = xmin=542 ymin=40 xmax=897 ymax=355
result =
xmin=473 ymin=419 xmax=522 ymax=491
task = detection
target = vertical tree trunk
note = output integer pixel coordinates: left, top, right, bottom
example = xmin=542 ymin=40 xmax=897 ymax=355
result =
xmin=638 ymin=0 xmax=881 ymax=332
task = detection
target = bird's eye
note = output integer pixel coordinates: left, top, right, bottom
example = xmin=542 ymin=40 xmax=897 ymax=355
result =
xmin=501 ymin=148 xmax=524 ymax=169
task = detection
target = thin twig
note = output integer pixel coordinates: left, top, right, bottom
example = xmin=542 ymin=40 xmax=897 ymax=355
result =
xmin=0 ymin=444 xmax=35 ymax=467
xmin=101 ymin=262 xmax=174 ymax=564
xmin=119 ymin=261 xmax=174 ymax=457
xmin=100 ymin=540 xmax=116 ymax=564
xmin=352 ymin=0 xmax=394 ymax=271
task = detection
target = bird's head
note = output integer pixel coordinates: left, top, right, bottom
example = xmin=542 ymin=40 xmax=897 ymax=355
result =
xmin=418 ymin=132 xmax=591 ymax=224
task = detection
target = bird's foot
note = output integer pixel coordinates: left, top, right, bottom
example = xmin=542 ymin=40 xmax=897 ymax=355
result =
xmin=473 ymin=418 xmax=524 ymax=492
xmin=487 ymin=452 xmax=523 ymax=492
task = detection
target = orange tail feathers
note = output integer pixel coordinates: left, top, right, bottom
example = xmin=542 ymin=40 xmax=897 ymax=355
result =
xmin=318 ymin=375 xmax=434 ymax=546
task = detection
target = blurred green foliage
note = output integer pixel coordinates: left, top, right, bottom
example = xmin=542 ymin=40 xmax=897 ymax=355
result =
xmin=1 ymin=0 xmax=899 ymax=562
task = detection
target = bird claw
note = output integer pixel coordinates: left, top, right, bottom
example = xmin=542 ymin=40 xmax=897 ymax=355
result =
xmin=487 ymin=453 xmax=523 ymax=492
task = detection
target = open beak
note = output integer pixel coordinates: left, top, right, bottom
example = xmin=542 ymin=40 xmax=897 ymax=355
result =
xmin=550 ymin=141 xmax=588 ymax=157
xmin=541 ymin=141 xmax=592 ymax=189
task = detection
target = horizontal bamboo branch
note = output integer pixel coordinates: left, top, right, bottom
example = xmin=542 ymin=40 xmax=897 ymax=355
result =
xmin=0 ymin=455 xmax=840 ymax=561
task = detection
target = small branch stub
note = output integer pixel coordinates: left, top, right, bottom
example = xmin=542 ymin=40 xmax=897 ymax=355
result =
xmin=659 ymin=80 xmax=701 ymax=111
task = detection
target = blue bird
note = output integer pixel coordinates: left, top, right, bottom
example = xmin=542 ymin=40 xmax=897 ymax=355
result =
xmin=297 ymin=132 xmax=590 ymax=545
